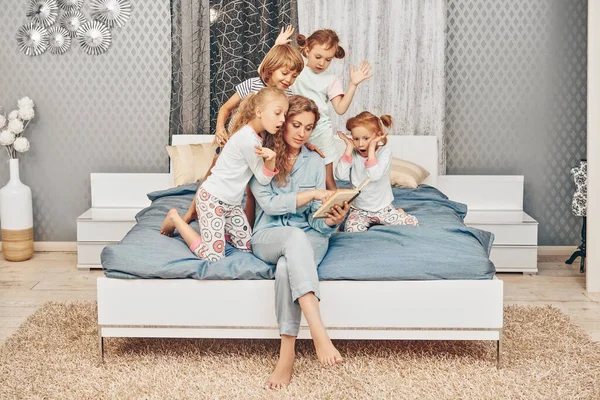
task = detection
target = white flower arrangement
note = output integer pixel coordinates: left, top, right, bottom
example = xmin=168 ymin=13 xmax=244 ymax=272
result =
xmin=0 ymin=97 xmax=35 ymax=159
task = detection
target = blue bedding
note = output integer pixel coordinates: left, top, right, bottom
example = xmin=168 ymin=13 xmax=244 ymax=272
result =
xmin=102 ymin=183 xmax=495 ymax=280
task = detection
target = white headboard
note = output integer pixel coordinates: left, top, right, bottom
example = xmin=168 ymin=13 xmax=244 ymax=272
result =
xmin=90 ymin=134 xmax=438 ymax=208
xmin=172 ymin=134 xmax=439 ymax=186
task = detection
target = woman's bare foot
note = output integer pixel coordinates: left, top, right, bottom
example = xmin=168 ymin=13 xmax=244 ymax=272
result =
xmin=265 ymin=353 xmax=294 ymax=390
xmin=160 ymin=208 xmax=179 ymax=236
xmin=265 ymin=335 xmax=295 ymax=390
xmin=314 ymin=335 xmax=344 ymax=367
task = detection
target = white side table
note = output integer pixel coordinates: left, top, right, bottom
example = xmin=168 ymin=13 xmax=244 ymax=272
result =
xmin=464 ymin=210 xmax=539 ymax=273
xmin=76 ymin=208 xmax=141 ymax=270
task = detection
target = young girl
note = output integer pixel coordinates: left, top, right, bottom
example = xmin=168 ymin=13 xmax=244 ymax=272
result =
xmin=335 ymin=111 xmax=419 ymax=232
xmin=292 ymin=29 xmax=373 ymax=190
xmin=161 ymin=88 xmax=289 ymax=261
xmin=214 ymin=44 xmax=304 ymax=146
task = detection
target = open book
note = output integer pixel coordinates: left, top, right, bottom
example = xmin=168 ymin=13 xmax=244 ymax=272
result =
xmin=312 ymin=178 xmax=370 ymax=219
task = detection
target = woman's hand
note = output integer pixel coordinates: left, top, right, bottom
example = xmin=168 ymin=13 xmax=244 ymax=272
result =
xmin=325 ymin=201 xmax=350 ymax=226
xmin=311 ymin=189 xmax=334 ymax=202
xmin=275 ymin=25 xmax=294 ymax=45
xmin=255 ymin=146 xmax=276 ymax=161
xmin=215 ymin=125 xmax=229 ymax=146
xmin=349 ymin=60 xmax=373 ymax=86
xmin=304 ymin=143 xmax=325 ymax=158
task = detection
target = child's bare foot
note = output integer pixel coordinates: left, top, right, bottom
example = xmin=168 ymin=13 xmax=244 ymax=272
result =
xmin=265 ymin=352 xmax=294 ymax=390
xmin=160 ymin=208 xmax=179 ymax=236
xmin=314 ymin=336 xmax=343 ymax=367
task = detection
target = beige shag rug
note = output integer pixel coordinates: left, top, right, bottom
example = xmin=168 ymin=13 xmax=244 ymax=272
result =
xmin=1 ymin=302 xmax=599 ymax=399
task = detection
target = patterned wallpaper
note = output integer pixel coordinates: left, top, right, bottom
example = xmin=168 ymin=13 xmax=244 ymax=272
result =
xmin=0 ymin=0 xmax=588 ymax=246
xmin=0 ymin=1 xmax=171 ymax=241
xmin=445 ymin=0 xmax=588 ymax=245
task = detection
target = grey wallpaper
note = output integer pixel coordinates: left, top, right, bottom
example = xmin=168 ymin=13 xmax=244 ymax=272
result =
xmin=0 ymin=0 xmax=588 ymax=246
xmin=0 ymin=1 xmax=171 ymax=241
xmin=445 ymin=0 xmax=588 ymax=245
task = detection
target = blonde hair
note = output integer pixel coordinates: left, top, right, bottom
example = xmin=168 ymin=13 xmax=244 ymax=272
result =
xmin=263 ymin=95 xmax=320 ymax=185
xmin=258 ymin=44 xmax=304 ymax=84
xmin=346 ymin=111 xmax=392 ymax=147
xmin=296 ymin=29 xmax=346 ymax=59
xmin=228 ymin=87 xmax=288 ymax=135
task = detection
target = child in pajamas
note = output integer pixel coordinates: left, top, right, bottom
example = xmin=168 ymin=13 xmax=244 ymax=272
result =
xmin=161 ymin=88 xmax=288 ymax=261
xmin=214 ymin=44 xmax=304 ymax=147
xmin=335 ymin=111 xmax=419 ymax=232
xmin=292 ymin=29 xmax=373 ymax=190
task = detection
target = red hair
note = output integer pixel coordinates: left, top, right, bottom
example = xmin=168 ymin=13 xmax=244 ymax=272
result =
xmin=346 ymin=112 xmax=392 ymax=147
xmin=296 ymin=29 xmax=345 ymax=59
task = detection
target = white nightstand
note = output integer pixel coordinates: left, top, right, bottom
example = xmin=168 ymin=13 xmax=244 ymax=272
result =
xmin=464 ymin=210 xmax=538 ymax=273
xmin=76 ymin=173 xmax=173 ymax=270
xmin=76 ymin=208 xmax=141 ymax=270
xmin=437 ymin=175 xmax=539 ymax=274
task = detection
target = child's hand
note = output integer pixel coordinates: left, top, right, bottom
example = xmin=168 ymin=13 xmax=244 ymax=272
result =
xmin=275 ymin=25 xmax=294 ymax=45
xmin=305 ymin=143 xmax=325 ymax=158
xmin=215 ymin=125 xmax=229 ymax=146
xmin=255 ymin=146 xmax=276 ymax=161
xmin=337 ymin=131 xmax=354 ymax=147
xmin=338 ymin=131 xmax=354 ymax=155
xmin=349 ymin=60 xmax=373 ymax=86
xmin=325 ymin=201 xmax=350 ymax=226
xmin=368 ymin=130 xmax=387 ymax=151
xmin=312 ymin=189 xmax=334 ymax=202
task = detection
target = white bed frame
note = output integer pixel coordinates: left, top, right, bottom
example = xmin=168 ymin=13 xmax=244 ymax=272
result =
xmin=96 ymin=135 xmax=504 ymax=367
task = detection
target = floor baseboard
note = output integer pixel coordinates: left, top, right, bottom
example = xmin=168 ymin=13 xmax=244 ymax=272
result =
xmin=0 ymin=242 xmax=77 ymax=252
xmin=0 ymin=243 xmax=581 ymax=256
xmin=538 ymin=246 xmax=578 ymax=256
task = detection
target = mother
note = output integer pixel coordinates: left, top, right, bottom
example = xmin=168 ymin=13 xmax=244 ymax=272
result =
xmin=249 ymin=95 xmax=349 ymax=389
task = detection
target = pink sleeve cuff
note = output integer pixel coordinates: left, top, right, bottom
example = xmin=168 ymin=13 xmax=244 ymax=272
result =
xmin=365 ymin=158 xmax=378 ymax=168
xmin=341 ymin=154 xmax=352 ymax=164
xmin=262 ymin=165 xmax=278 ymax=178
xmin=189 ymin=237 xmax=203 ymax=253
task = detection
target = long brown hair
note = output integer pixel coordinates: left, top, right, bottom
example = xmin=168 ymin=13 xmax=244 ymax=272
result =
xmin=228 ymin=87 xmax=287 ymax=135
xmin=263 ymin=95 xmax=320 ymax=185
xmin=346 ymin=111 xmax=392 ymax=147
xmin=296 ymin=29 xmax=346 ymax=59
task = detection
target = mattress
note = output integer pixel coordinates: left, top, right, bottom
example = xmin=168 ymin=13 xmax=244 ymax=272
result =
xmin=101 ymin=183 xmax=495 ymax=280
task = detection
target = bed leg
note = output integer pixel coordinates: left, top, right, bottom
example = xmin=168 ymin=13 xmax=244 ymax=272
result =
xmin=98 ymin=327 xmax=104 ymax=365
xmin=496 ymin=333 xmax=502 ymax=370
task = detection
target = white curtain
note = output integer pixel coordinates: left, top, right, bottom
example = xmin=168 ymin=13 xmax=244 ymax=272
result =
xmin=298 ymin=0 xmax=446 ymax=172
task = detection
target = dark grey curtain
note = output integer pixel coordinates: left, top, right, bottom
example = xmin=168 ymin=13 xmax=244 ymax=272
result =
xmin=209 ymin=0 xmax=299 ymax=133
xmin=169 ymin=0 xmax=211 ymax=142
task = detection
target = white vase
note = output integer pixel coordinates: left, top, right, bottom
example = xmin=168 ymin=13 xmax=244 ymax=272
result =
xmin=0 ymin=159 xmax=34 ymax=261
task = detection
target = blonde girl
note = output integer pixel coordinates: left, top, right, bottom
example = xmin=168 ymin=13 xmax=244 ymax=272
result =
xmin=335 ymin=111 xmax=419 ymax=232
xmin=161 ymin=88 xmax=289 ymax=261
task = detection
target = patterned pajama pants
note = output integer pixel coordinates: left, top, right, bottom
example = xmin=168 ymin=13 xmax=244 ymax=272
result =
xmin=344 ymin=204 xmax=419 ymax=233
xmin=192 ymin=187 xmax=252 ymax=261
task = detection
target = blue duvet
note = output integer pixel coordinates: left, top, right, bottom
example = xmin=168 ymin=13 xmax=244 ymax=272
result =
xmin=102 ymin=183 xmax=495 ymax=280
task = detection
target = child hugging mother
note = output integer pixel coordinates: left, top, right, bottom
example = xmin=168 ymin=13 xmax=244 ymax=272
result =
xmin=162 ymin=92 xmax=349 ymax=389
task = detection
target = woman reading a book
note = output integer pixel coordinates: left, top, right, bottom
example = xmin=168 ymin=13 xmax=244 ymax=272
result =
xmin=248 ymin=95 xmax=350 ymax=389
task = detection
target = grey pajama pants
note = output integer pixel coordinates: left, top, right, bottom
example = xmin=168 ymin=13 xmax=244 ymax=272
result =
xmin=251 ymin=226 xmax=329 ymax=337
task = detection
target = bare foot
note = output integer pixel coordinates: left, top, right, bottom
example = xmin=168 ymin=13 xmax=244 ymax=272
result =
xmin=314 ymin=337 xmax=344 ymax=367
xmin=265 ymin=353 xmax=294 ymax=390
xmin=160 ymin=208 xmax=179 ymax=236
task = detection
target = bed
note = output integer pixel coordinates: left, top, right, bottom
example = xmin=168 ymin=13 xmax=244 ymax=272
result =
xmin=96 ymin=135 xmax=504 ymax=367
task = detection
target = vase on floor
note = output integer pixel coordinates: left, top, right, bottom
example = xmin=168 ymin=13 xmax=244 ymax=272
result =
xmin=0 ymin=159 xmax=34 ymax=261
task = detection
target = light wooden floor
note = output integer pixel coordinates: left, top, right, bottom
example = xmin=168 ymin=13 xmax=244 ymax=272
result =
xmin=0 ymin=252 xmax=598 ymax=344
